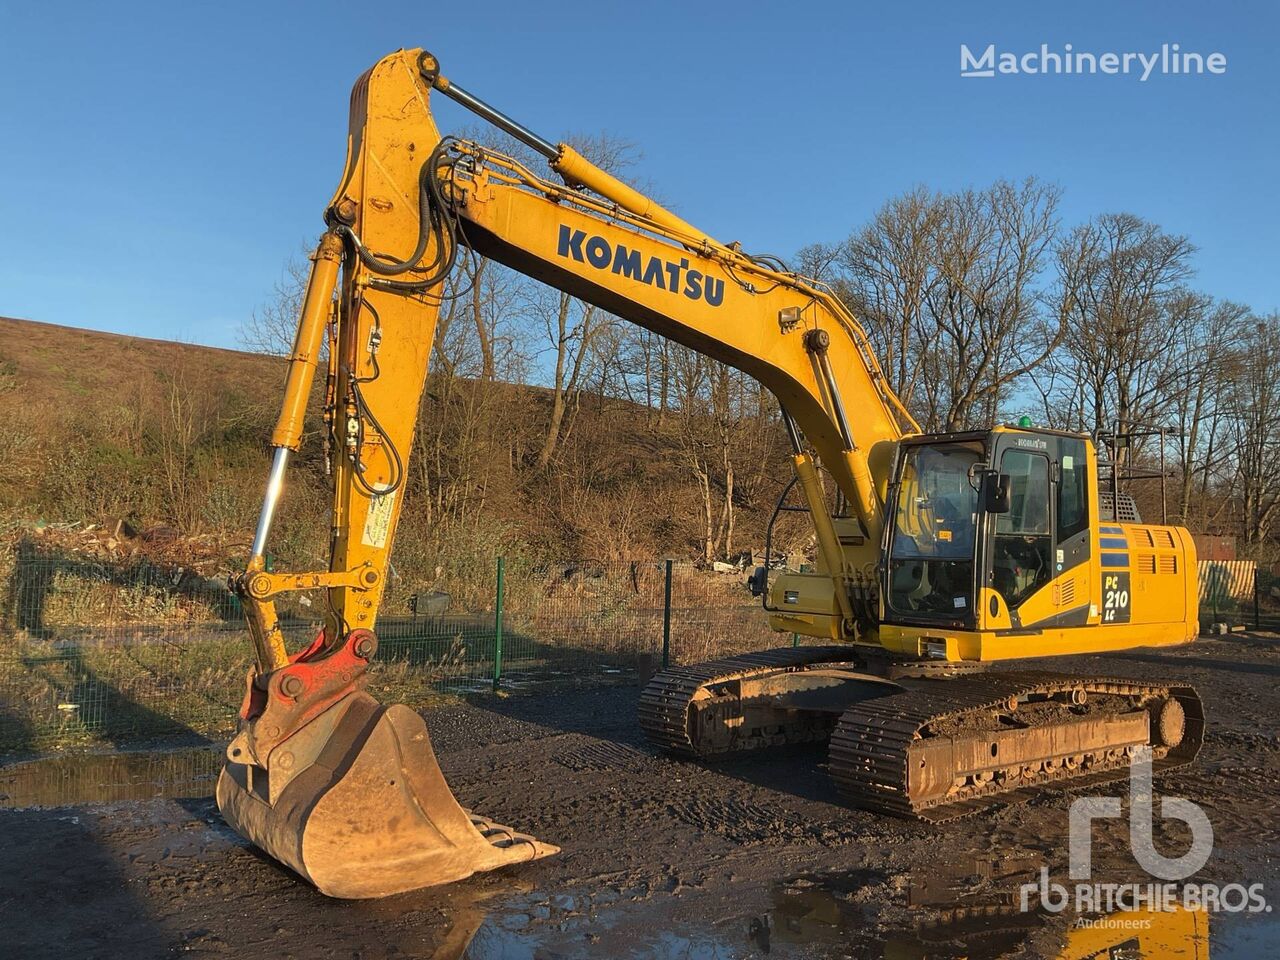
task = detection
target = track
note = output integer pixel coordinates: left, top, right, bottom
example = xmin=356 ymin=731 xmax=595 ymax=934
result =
xmin=829 ymin=671 xmax=1204 ymax=821
xmin=637 ymin=645 xmax=858 ymax=756
xmin=8 ymin=634 xmax=1278 ymax=960
xmin=640 ymin=650 xmax=1204 ymax=821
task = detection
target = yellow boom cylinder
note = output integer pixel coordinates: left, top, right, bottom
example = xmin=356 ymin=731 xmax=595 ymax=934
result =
xmin=841 ymin=447 xmax=883 ymax=545
xmin=551 ymin=146 xmax=724 ymax=251
xmin=792 ymin=452 xmax=854 ymax=623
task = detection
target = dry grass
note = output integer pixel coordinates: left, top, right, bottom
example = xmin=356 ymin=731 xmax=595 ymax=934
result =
xmin=0 ymin=555 xmax=781 ymax=756
xmin=0 ymin=634 xmax=249 ymax=755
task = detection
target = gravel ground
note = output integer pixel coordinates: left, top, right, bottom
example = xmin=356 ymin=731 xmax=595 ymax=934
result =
xmin=1 ymin=635 xmax=1278 ymax=959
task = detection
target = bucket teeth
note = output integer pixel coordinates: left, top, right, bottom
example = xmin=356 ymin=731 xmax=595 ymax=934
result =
xmin=217 ymin=692 xmax=556 ymax=898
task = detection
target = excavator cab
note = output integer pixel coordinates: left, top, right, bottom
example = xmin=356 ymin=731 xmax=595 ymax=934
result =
xmin=883 ymin=427 xmax=1088 ymax=638
xmin=879 ymin=424 xmax=1197 ymax=661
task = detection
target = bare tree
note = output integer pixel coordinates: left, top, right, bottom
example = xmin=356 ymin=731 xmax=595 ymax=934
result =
xmin=524 ymin=133 xmax=638 ymax=468
xmin=839 ymin=186 xmax=941 ymax=414
xmin=1161 ymin=293 xmax=1249 ymax=526
xmin=528 ymin=287 xmax=614 ymax=468
xmin=793 ymin=242 xmax=843 ymax=284
xmin=1050 ymin=213 xmax=1197 ymax=447
xmin=1227 ymin=314 xmax=1280 ymax=549
xmin=836 ymin=179 xmax=1062 ymax=430
xmin=664 ymin=344 xmax=781 ymax=561
xmin=920 ymin=178 xmax=1063 ymax=429
xmin=615 ymin=328 xmax=674 ymax=426
xmin=412 ymin=262 xmax=530 ymax=525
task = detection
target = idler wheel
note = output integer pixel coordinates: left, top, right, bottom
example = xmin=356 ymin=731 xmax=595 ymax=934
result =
xmin=1152 ymin=698 xmax=1186 ymax=748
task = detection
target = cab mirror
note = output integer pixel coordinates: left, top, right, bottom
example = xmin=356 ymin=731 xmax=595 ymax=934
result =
xmin=983 ymin=471 xmax=1012 ymax=514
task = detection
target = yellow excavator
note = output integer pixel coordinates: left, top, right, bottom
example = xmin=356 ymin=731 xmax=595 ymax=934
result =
xmin=218 ymin=48 xmax=1204 ymax=898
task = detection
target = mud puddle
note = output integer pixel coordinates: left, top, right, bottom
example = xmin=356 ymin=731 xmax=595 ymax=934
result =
xmin=0 ymin=745 xmax=222 ymax=808
xmin=447 ymin=857 xmax=1275 ymax=958
xmin=723 ymin=861 xmax=1271 ymax=959
xmin=392 ymin=885 xmax=747 ymax=960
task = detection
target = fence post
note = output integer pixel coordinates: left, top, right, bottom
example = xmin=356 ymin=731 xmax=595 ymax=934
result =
xmin=493 ymin=556 xmax=505 ymax=690
xmin=662 ymin=559 xmax=673 ymax=669
xmin=1255 ymin=568 xmax=1261 ymax=631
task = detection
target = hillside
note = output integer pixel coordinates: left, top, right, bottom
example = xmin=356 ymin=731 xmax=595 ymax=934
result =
xmin=0 ymin=316 xmax=794 ymax=579
xmin=0 ymin=317 xmax=283 ymax=410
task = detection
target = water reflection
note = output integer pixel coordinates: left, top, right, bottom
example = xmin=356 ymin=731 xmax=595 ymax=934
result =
xmin=1057 ymin=907 xmax=1208 ymax=960
xmin=758 ymin=862 xmax=1217 ymax=959
xmin=443 ymin=885 xmax=746 ymax=960
xmin=343 ymin=880 xmax=600 ymax=960
xmin=0 ymin=746 xmax=221 ymax=807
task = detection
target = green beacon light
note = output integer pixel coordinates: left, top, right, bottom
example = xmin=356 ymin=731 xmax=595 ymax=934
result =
xmin=1017 ymin=415 xmax=1033 ymax=428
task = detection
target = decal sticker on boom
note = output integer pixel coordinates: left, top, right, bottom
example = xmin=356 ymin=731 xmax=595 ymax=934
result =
xmin=556 ymin=225 xmax=725 ymax=307
xmin=362 ymin=491 xmax=397 ymax=549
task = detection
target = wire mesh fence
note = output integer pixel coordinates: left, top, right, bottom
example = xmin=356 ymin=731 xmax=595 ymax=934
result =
xmin=1197 ymin=559 xmax=1280 ymax=633
xmin=0 ymin=550 xmax=782 ymax=756
xmin=6 ymin=540 xmax=1276 ymax=758
xmin=1255 ymin=568 xmax=1280 ymax=633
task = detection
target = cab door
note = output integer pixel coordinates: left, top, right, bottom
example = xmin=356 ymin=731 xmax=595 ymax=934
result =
xmin=980 ymin=434 xmax=1092 ymax=631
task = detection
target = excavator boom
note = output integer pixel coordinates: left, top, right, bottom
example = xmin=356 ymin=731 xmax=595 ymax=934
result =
xmin=221 ymin=50 xmax=920 ymax=896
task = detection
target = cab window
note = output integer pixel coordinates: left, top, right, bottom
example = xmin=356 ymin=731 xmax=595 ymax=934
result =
xmin=993 ymin=449 xmax=1052 ymax=608
xmin=1057 ymin=438 xmax=1088 ymax=542
xmin=886 ymin=441 xmax=982 ymax=619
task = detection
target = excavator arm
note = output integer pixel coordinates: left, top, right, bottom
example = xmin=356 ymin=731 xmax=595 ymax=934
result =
xmin=240 ymin=49 xmax=918 ymax=664
xmin=220 ymin=46 xmax=917 ymax=899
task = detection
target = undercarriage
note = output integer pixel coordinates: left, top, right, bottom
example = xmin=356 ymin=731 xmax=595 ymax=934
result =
xmin=639 ymin=646 xmax=1203 ymax=821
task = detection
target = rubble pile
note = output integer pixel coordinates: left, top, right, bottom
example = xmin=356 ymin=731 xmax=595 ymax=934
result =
xmin=6 ymin=519 xmax=248 ymax=577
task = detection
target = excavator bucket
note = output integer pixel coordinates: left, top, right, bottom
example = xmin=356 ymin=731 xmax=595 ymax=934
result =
xmin=216 ymin=690 xmax=557 ymax=899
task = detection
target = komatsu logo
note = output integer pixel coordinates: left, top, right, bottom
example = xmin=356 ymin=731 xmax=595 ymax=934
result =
xmin=556 ymin=226 xmax=725 ymax=307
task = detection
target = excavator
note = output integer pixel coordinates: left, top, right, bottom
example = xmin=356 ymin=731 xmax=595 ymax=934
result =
xmin=218 ymin=47 xmax=1204 ymax=898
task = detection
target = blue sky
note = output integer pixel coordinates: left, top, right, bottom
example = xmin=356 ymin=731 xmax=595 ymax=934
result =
xmin=1 ymin=1 xmax=1274 ymax=349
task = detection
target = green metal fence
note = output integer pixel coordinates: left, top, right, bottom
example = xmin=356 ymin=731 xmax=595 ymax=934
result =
xmin=0 ymin=551 xmax=782 ymax=756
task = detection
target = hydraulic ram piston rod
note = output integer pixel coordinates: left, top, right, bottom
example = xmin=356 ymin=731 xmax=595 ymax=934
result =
xmin=418 ymin=53 xmax=558 ymax=159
